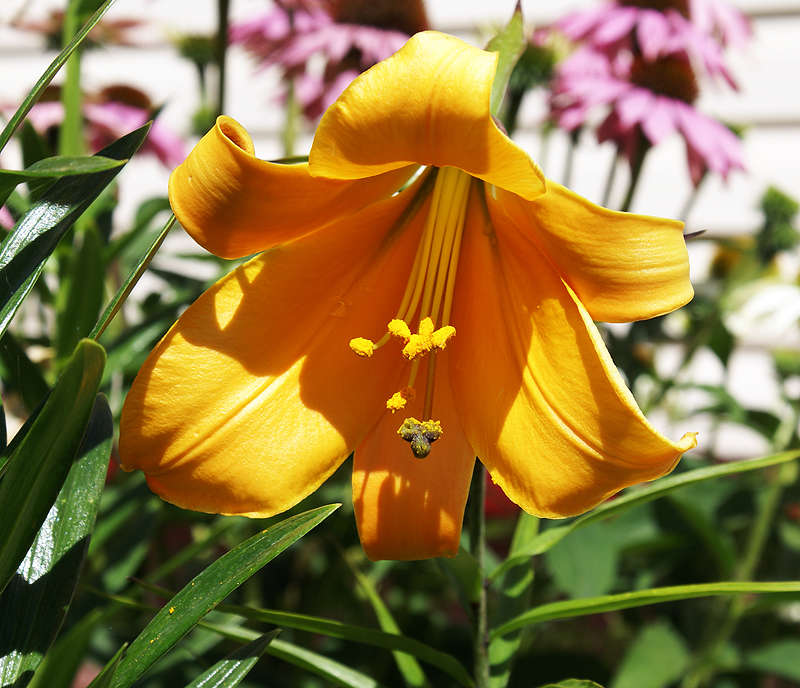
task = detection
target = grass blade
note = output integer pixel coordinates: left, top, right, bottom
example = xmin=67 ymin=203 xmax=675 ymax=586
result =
xmin=219 ymin=604 xmax=474 ymax=687
xmin=490 ymin=450 xmax=800 ymax=581
xmin=491 ymin=581 xmax=800 ymax=639
xmin=0 ymin=395 xmax=112 ymax=684
xmin=0 ymin=339 xmax=105 ymax=595
xmin=0 ymin=0 xmax=117 ymax=154
xmin=0 ymin=125 xmax=150 ymax=340
xmin=90 ymin=213 xmax=175 ymax=340
xmin=108 ymin=505 xmax=340 ymax=688
xmin=184 ymin=631 xmax=278 ymax=688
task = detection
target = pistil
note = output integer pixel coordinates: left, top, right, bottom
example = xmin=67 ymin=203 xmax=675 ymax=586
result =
xmin=348 ymin=166 xmax=472 ymax=456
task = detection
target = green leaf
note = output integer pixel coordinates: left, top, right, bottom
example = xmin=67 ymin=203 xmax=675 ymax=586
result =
xmin=90 ymin=213 xmax=175 ymax=340
xmin=200 ymin=623 xmax=378 ymax=688
xmin=491 ymin=581 xmax=800 ymax=639
xmin=55 ymin=224 xmax=105 ymax=361
xmin=610 ymin=622 xmax=689 ymax=688
xmin=19 ymin=122 xmax=52 ymax=169
xmin=0 ymin=331 xmax=50 ymax=412
xmin=0 ymin=124 xmax=149 ymax=340
xmin=538 ymin=681 xmax=604 ymax=688
xmin=86 ymin=643 xmax=127 ymax=688
xmin=184 ymin=631 xmax=278 ymax=688
xmin=744 ymin=639 xmax=800 ymax=681
xmin=218 ymin=604 xmax=474 ymax=687
xmin=486 ymin=3 xmax=525 ymax=116
xmin=0 ymin=156 xmax=125 ymax=205
xmin=490 ymin=450 xmax=800 ymax=581
xmin=108 ymin=505 xmax=340 ymax=688
xmin=0 ymin=394 xmax=111 ymax=684
xmin=26 ymin=608 xmax=109 ymax=688
xmin=347 ymin=559 xmax=427 ymax=687
xmin=0 ymin=0 xmax=117 ymax=154
xmin=0 ymin=339 xmax=105 ymax=596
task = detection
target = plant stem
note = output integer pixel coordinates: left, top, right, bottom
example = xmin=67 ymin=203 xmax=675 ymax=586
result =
xmin=561 ymin=128 xmax=580 ymax=188
xmin=215 ymin=0 xmax=230 ymax=118
xmin=619 ymin=130 xmax=649 ymax=213
xmin=59 ymin=0 xmax=86 ymax=156
xmin=601 ymin=149 xmax=619 ymax=208
xmin=470 ymin=463 xmax=490 ymax=688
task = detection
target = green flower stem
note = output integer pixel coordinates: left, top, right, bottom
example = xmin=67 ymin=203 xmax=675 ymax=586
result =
xmin=619 ymin=129 xmax=650 ymax=213
xmin=469 ymin=463 xmax=490 ymax=688
xmin=601 ymin=149 xmax=619 ymax=208
xmin=216 ymin=0 xmax=230 ymax=117
xmin=60 ymin=0 xmax=86 ymax=157
xmin=682 ymin=464 xmax=789 ymax=688
xmin=561 ymin=128 xmax=580 ymax=189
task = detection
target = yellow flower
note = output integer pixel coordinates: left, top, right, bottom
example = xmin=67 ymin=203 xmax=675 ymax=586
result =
xmin=119 ymin=31 xmax=697 ymax=561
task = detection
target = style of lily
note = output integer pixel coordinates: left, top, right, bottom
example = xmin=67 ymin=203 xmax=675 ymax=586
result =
xmin=120 ymin=31 xmax=697 ymax=561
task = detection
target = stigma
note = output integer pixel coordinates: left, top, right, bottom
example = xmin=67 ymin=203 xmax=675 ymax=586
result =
xmin=348 ymin=166 xmax=472 ymax=458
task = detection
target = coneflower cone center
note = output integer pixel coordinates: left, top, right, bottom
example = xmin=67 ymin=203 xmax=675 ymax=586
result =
xmin=349 ymin=166 xmax=472 ymax=458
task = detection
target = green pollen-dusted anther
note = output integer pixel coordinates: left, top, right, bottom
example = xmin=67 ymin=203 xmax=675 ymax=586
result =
xmin=397 ymin=417 xmax=443 ymax=459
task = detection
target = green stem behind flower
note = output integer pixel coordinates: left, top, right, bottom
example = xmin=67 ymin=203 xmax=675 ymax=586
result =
xmin=619 ymin=129 xmax=650 ymax=213
xmin=469 ymin=463 xmax=490 ymax=688
xmin=60 ymin=0 xmax=86 ymax=156
xmin=215 ymin=0 xmax=230 ymax=118
xmin=601 ymin=150 xmax=619 ymax=208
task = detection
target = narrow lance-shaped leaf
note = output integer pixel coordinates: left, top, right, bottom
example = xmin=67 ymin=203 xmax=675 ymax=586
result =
xmin=0 ymin=339 xmax=106 ymax=595
xmin=486 ymin=3 xmax=525 ymax=116
xmin=0 ymin=156 xmax=125 ymax=206
xmin=199 ymin=622 xmax=378 ymax=688
xmin=0 ymin=124 xmax=150 ymax=340
xmin=108 ymin=505 xmax=340 ymax=688
xmin=491 ymin=581 xmax=800 ymax=639
xmin=184 ymin=631 xmax=279 ymax=688
xmin=218 ymin=604 xmax=474 ymax=687
xmin=0 ymin=395 xmax=112 ymax=685
xmin=0 ymin=0 xmax=117 ymax=154
xmin=490 ymin=450 xmax=800 ymax=581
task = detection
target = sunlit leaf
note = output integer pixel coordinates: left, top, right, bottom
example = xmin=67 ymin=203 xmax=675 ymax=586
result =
xmin=486 ymin=3 xmax=525 ymax=116
xmin=108 ymin=505 xmax=340 ymax=688
xmin=184 ymin=631 xmax=278 ymax=688
xmin=0 ymin=339 xmax=105 ymax=595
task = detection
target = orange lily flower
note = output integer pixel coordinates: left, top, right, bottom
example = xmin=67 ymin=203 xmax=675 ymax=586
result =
xmin=119 ymin=31 xmax=697 ymax=561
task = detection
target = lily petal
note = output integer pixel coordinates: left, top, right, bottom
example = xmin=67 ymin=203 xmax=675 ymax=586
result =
xmin=169 ymin=116 xmax=415 ymax=259
xmin=449 ymin=193 xmax=696 ymax=518
xmin=309 ymin=31 xmax=546 ymax=201
xmin=120 ymin=187 xmax=428 ymax=516
xmin=492 ymin=181 xmax=693 ymax=322
xmin=353 ymin=356 xmax=475 ymax=561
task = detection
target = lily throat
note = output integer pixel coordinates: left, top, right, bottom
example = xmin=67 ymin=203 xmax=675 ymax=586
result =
xmin=348 ymin=166 xmax=473 ymax=456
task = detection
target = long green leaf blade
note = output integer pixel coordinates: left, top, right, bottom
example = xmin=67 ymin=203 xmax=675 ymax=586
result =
xmin=199 ymin=623 xmax=377 ymax=688
xmin=90 ymin=213 xmax=175 ymax=340
xmin=0 ymin=124 xmax=150 ymax=339
xmin=219 ymin=605 xmax=474 ymax=687
xmin=490 ymin=450 xmax=800 ymax=581
xmin=486 ymin=3 xmax=525 ymax=116
xmin=0 ymin=339 xmax=105 ymax=595
xmin=184 ymin=631 xmax=278 ymax=688
xmin=108 ymin=505 xmax=340 ymax=688
xmin=0 ymin=156 xmax=125 ymax=204
xmin=0 ymin=0 xmax=117 ymax=154
xmin=0 ymin=395 xmax=112 ymax=685
xmin=491 ymin=581 xmax=800 ymax=638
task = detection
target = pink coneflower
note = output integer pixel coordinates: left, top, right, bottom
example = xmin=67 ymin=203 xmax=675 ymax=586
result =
xmin=22 ymin=85 xmax=185 ymax=168
xmin=231 ymin=0 xmax=428 ymax=119
xmin=558 ymin=0 xmax=744 ymax=86
xmin=552 ymin=47 xmax=744 ymax=185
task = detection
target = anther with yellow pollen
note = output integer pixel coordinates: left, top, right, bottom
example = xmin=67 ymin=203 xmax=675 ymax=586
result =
xmin=346 ymin=166 xmax=472 ymax=458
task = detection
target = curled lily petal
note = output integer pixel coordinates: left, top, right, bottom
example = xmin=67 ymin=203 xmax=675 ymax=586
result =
xmin=120 ymin=188 xmax=428 ymax=516
xmin=492 ymin=182 xmax=693 ymax=323
xmin=169 ymin=116 xmax=415 ymax=259
xmin=309 ymin=31 xmax=546 ymax=201
xmin=449 ymin=193 xmax=696 ymax=518
xmin=353 ymin=357 xmax=475 ymax=561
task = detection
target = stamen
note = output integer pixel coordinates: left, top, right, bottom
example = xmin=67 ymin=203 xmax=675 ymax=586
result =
xmin=397 ymin=417 xmax=443 ymax=459
xmin=431 ymin=325 xmax=456 ymax=350
xmin=349 ymin=337 xmax=375 ymax=357
xmin=386 ymin=387 xmax=415 ymax=413
xmin=387 ymin=319 xmax=412 ymax=340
